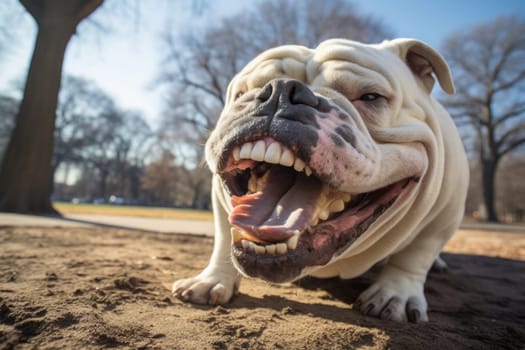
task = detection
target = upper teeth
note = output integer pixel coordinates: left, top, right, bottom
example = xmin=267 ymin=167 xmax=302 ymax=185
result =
xmin=233 ymin=140 xmax=313 ymax=176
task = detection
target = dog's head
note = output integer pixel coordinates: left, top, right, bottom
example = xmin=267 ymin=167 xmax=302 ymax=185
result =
xmin=206 ymin=39 xmax=454 ymax=282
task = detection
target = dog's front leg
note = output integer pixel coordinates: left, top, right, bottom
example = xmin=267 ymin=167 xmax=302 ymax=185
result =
xmin=172 ymin=177 xmax=240 ymax=305
xmin=353 ymin=214 xmax=461 ymax=322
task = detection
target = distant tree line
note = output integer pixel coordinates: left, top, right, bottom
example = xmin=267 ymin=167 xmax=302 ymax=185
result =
xmin=0 ymin=75 xmax=211 ymax=209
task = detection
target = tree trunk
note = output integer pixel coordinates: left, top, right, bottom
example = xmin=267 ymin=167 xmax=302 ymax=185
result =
xmin=0 ymin=0 xmax=102 ymax=214
xmin=0 ymin=23 xmax=72 ymax=214
xmin=481 ymin=158 xmax=499 ymax=222
xmin=99 ymin=169 xmax=109 ymax=200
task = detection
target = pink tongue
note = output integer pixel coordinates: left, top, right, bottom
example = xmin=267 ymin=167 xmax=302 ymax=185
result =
xmin=229 ymin=166 xmax=323 ymax=242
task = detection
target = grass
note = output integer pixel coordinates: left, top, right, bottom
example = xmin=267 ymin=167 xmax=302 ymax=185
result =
xmin=54 ymin=202 xmax=213 ymax=221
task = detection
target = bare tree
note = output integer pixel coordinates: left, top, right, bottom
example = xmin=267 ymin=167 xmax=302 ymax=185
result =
xmin=181 ymin=165 xmax=212 ymax=209
xmin=65 ymin=102 xmax=153 ymax=202
xmin=53 ymin=75 xmax=115 ymax=181
xmin=107 ymin=111 xmax=154 ymax=200
xmin=141 ymin=150 xmax=179 ymax=206
xmin=0 ymin=0 xmax=103 ymax=214
xmin=497 ymin=154 xmax=525 ymax=222
xmin=158 ymin=0 xmax=393 ymax=206
xmin=53 ymin=76 xmax=149 ymax=201
xmin=441 ymin=15 xmax=525 ymax=222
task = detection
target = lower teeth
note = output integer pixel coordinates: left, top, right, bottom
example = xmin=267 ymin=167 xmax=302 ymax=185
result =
xmin=239 ymin=239 xmax=289 ymax=255
xmin=235 ymin=231 xmax=300 ymax=255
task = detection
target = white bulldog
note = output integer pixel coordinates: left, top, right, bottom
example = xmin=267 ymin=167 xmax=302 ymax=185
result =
xmin=172 ymin=38 xmax=468 ymax=322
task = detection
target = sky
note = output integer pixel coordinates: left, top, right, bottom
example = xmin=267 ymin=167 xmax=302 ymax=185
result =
xmin=1 ymin=0 xmax=524 ymax=129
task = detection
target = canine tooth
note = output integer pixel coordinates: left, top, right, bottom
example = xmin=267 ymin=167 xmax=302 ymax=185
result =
xmin=279 ymin=148 xmax=294 ymax=167
xmin=231 ymin=227 xmax=242 ymax=241
xmin=256 ymin=169 xmax=271 ymax=191
xmin=319 ymin=210 xmax=329 ymax=221
xmin=264 ymin=142 xmax=281 ymax=164
xmin=287 ymin=234 xmax=299 ymax=250
xmin=329 ymin=199 xmax=345 ymax=213
xmin=239 ymin=143 xmax=253 ymax=159
xmin=251 ymin=140 xmax=266 ymax=161
xmin=294 ymin=158 xmax=305 ymax=172
xmin=233 ymin=147 xmax=240 ymax=161
xmin=276 ymin=243 xmax=287 ymax=254
xmin=265 ymin=244 xmax=276 ymax=255
xmin=305 ymin=166 xmax=312 ymax=177
xmin=248 ymin=175 xmax=257 ymax=193
xmin=241 ymin=240 xmax=250 ymax=249
xmin=310 ymin=217 xmax=319 ymax=226
xmin=343 ymin=193 xmax=352 ymax=202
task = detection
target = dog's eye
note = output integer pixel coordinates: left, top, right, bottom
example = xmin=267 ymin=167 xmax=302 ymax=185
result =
xmin=233 ymin=87 xmax=246 ymax=101
xmin=359 ymin=93 xmax=383 ymax=102
xmin=234 ymin=90 xmax=246 ymax=101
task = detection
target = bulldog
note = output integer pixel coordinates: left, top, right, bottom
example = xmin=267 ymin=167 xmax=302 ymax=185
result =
xmin=172 ymin=38 xmax=468 ymax=322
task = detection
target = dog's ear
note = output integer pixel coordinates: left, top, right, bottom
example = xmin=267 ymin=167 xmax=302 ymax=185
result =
xmin=385 ymin=38 xmax=455 ymax=95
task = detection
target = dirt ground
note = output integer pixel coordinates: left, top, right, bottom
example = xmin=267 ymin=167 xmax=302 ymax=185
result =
xmin=0 ymin=225 xmax=524 ymax=350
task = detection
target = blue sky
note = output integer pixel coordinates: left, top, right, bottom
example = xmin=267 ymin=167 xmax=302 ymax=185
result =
xmin=1 ymin=0 xmax=524 ymax=127
xmin=361 ymin=0 xmax=525 ymax=47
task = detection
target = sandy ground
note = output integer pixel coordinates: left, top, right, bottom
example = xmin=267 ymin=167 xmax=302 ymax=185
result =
xmin=0 ymin=226 xmax=524 ymax=350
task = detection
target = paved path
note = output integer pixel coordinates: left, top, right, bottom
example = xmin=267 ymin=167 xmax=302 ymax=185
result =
xmin=1 ymin=213 xmax=523 ymax=236
xmin=0 ymin=213 xmax=214 ymax=236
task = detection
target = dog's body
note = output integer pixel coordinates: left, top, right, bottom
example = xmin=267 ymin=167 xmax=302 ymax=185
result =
xmin=173 ymin=39 xmax=468 ymax=322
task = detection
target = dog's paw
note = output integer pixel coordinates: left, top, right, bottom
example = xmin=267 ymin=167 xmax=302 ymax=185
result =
xmin=172 ymin=269 xmax=240 ymax=305
xmin=353 ymin=268 xmax=428 ymax=322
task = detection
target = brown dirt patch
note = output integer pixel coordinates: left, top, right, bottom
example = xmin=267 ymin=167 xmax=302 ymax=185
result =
xmin=0 ymin=226 xmax=524 ymax=349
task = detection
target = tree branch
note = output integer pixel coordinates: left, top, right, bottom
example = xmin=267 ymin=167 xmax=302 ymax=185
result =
xmin=491 ymin=38 xmax=525 ymax=83
xmin=194 ymin=50 xmax=226 ymax=106
xmin=73 ymin=0 xmax=104 ymax=24
xmin=494 ymin=69 xmax=525 ymax=93
xmin=500 ymin=137 xmax=525 ymax=157
xmin=494 ymin=102 xmax=525 ymax=128
xmin=496 ymin=125 xmax=525 ymax=151
xmin=189 ymin=97 xmax=214 ymax=129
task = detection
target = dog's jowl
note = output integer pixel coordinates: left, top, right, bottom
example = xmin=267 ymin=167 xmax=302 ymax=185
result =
xmin=172 ymin=38 xmax=468 ymax=323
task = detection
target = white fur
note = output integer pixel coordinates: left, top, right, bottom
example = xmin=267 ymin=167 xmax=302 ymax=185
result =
xmin=172 ymin=38 xmax=468 ymax=322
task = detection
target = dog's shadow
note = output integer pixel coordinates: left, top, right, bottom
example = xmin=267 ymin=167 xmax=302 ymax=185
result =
xmin=296 ymin=272 xmax=376 ymax=303
xmin=227 ymin=253 xmax=525 ymax=327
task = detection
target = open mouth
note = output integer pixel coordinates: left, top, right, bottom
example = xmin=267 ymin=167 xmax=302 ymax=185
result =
xmin=220 ymin=137 xmax=418 ymax=282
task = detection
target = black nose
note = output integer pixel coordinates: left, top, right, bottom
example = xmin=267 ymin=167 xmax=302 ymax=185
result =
xmin=256 ymin=79 xmax=319 ymax=108
xmin=253 ymin=79 xmax=324 ymax=128
xmin=245 ymin=79 xmax=325 ymax=162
